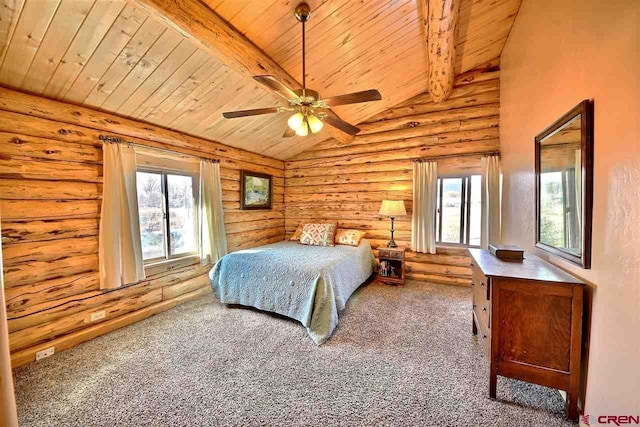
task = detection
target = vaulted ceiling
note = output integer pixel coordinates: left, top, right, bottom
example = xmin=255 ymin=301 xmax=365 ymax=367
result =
xmin=0 ymin=0 xmax=521 ymax=159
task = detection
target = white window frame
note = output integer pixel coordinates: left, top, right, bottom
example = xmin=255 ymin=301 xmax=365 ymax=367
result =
xmin=435 ymin=174 xmax=482 ymax=248
xmin=135 ymin=151 xmax=200 ymax=274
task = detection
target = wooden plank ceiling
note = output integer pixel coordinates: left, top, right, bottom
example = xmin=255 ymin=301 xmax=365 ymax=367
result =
xmin=0 ymin=0 xmax=521 ymax=160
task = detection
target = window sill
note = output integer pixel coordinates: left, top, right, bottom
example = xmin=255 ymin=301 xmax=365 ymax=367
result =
xmin=144 ymin=254 xmax=200 ymax=277
xmin=436 ymin=243 xmax=481 ymax=249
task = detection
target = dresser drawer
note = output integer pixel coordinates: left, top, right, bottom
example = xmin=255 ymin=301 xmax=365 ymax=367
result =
xmin=473 ymin=294 xmax=491 ymax=331
xmin=473 ymin=302 xmax=491 ymax=359
xmin=379 ymin=249 xmax=403 ymax=260
xmin=479 ymin=299 xmax=491 ymax=330
xmin=472 ymin=264 xmax=490 ymax=302
xmin=480 ymin=327 xmax=491 ymax=359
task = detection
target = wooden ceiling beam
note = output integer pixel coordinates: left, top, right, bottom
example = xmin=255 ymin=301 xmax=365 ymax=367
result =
xmin=423 ymin=0 xmax=460 ymax=102
xmin=132 ymin=0 xmax=353 ymax=144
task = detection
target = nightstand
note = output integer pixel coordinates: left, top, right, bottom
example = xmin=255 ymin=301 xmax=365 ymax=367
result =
xmin=377 ymin=247 xmax=406 ymax=286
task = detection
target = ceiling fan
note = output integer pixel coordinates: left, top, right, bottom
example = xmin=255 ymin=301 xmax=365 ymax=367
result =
xmin=222 ymin=2 xmax=382 ymax=138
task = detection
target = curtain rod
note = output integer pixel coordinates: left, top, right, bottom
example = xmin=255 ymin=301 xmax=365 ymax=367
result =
xmin=98 ymin=135 xmax=220 ymax=163
xmin=412 ymin=151 xmax=500 ymax=162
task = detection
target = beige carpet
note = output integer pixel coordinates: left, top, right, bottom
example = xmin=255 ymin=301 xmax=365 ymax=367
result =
xmin=13 ymin=281 xmax=574 ymax=426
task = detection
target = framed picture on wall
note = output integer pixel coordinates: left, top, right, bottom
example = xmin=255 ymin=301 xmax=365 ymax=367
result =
xmin=240 ymin=170 xmax=273 ymax=210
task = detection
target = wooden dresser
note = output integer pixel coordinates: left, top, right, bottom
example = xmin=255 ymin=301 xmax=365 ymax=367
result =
xmin=468 ymin=249 xmax=585 ymax=420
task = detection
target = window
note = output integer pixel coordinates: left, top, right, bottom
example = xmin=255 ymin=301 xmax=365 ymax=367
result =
xmin=136 ymin=169 xmax=198 ymax=263
xmin=435 ymin=175 xmax=481 ymax=247
xmin=540 ymin=169 xmax=579 ymax=253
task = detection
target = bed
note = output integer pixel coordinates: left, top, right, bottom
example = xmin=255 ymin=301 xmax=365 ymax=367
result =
xmin=209 ymin=239 xmax=375 ymax=345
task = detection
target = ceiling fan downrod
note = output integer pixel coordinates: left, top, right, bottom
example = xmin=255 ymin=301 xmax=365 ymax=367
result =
xmin=295 ymin=3 xmax=311 ymax=98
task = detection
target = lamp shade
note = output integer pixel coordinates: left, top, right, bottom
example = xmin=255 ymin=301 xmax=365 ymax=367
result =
xmin=295 ymin=119 xmax=309 ymax=136
xmin=379 ymin=200 xmax=407 ymax=217
xmin=307 ymin=114 xmax=324 ymax=133
xmin=288 ymin=112 xmax=304 ymax=131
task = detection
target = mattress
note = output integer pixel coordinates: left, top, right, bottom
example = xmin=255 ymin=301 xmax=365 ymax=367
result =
xmin=209 ymin=239 xmax=375 ymax=344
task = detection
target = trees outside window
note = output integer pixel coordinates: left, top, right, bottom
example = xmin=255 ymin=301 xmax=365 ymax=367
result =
xmin=435 ymin=175 xmax=481 ymax=247
xmin=136 ymin=170 xmax=198 ymax=262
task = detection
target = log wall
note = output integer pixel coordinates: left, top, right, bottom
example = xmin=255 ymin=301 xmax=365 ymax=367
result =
xmin=284 ymin=62 xmax=501 ymax=286
xmin=0 ymin=87 xmax=285 ymax=367
xmin=2 ymin=61 xmax=500 ymax=367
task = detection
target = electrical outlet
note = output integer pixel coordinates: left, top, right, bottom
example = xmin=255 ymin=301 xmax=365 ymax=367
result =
xmin=35 ymin=347 xmax=55 ymax=361
xmin=90 ymin=310 xmax=106 ymax=322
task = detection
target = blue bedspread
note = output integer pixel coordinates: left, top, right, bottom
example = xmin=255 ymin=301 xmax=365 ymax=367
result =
xmin=209 ymin=240 xmax=375 ymax=344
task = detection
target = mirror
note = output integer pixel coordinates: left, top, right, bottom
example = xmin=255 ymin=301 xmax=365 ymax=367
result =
xmin=535 ymin=100 xmax=593 ymax=268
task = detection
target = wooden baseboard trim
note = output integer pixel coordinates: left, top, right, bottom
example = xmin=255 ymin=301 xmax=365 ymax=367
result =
xmin=10 ymin=286 xmax=211 ymax=368
xmin=406 ymin=273 xmax=472 ymax=287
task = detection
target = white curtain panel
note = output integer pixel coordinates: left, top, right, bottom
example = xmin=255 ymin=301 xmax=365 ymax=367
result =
xmin=412 ymin=160 xmax=438 ymax=254
xmin=200 ymin=160 xmax=228 ymax=265
xmin=0 ymin=218 xmax=19 ymax=427
xmin=480 ymin=155 xmax=502 ymax=249
xmin=99 ymin=143 xmax=145 ymax=290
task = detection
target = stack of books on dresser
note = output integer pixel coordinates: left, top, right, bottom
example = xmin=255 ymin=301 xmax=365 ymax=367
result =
xmin=488 ymin=244 xmax=525 ymax=260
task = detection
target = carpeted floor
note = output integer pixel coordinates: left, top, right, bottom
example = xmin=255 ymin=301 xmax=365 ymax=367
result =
xmin=13 ymin=281 xmax=575 ymax=427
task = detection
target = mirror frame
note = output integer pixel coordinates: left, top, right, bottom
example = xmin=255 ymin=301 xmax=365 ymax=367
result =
xmin=535 ymin=99 xmax=594 ymax=269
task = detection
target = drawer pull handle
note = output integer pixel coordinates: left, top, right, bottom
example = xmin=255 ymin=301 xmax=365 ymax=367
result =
xmin=482 ymin=334 xmax=487 ymax=339
xmin=481 ymin=282 xmax=485 ymax=287
xmin=482 ymin=307 xmax=487 ymax=311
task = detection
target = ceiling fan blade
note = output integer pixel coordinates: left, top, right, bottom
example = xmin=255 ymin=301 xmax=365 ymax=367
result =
xmin=254 ymin=75 xmax=299 ymax=101
xmin=222 ymin=107 xmax=280 ymax=119
xmin=283 ymin=128 xmax=295 ymax=138
xmin=323 ymin=113 xmax=360 ymax=136
xmin=323 ymin=89 xmax=382 ymax=107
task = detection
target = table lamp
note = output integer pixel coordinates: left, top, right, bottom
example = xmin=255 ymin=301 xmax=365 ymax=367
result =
xmin=379 ymin=200 xmax=407 ymax=248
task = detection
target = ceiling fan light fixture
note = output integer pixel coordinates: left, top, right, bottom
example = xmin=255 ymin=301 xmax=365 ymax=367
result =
xmin=295 ymin=119 xmax=310 ymax=136
xmin=307 ymin=114 xmax=323 ymax=133
xmin=288 ymin=112 xmax=305 ymax=131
